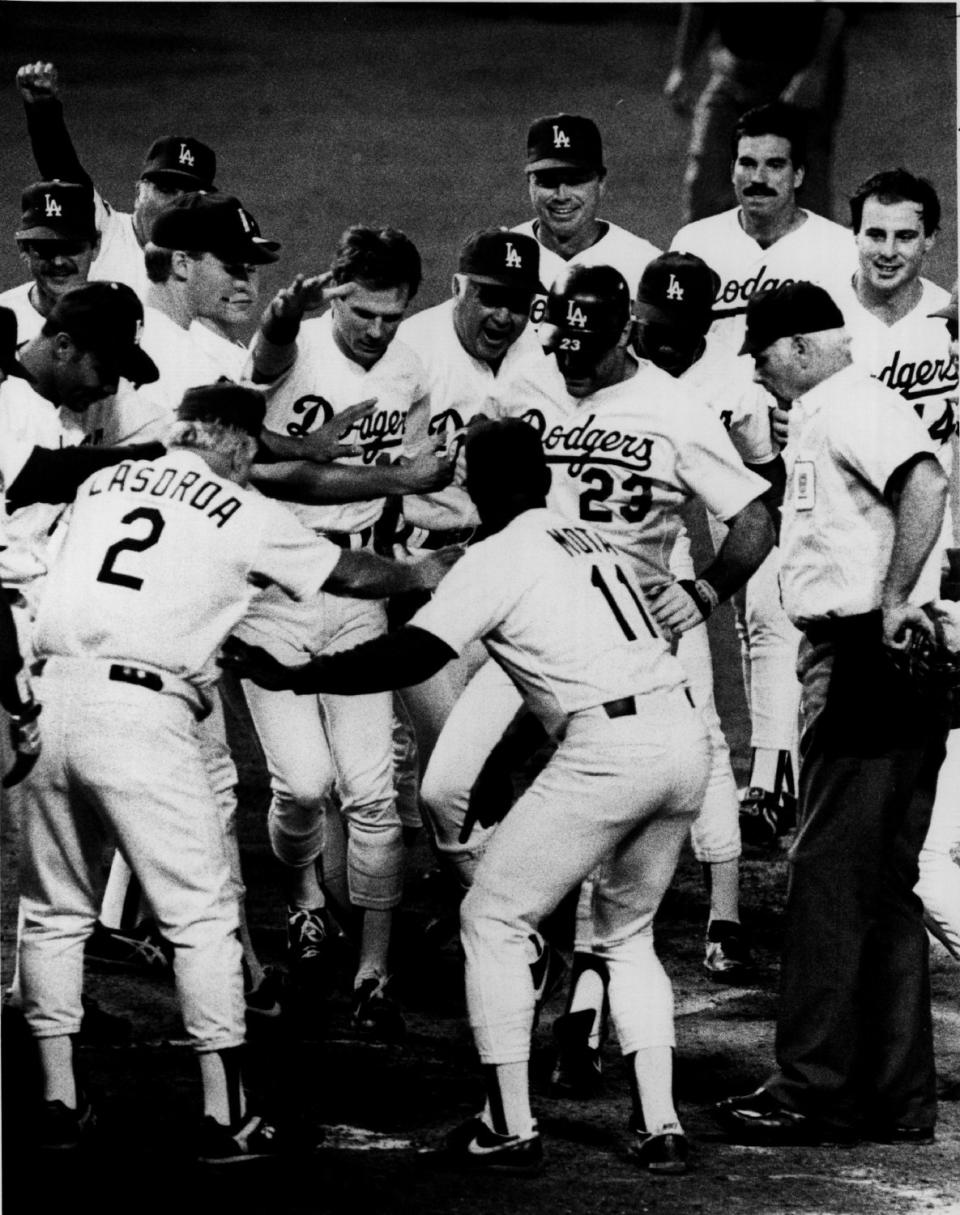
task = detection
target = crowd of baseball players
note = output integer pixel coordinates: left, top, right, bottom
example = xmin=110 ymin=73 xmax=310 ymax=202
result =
xmin=0 ymin=53 xmax=956 ymax=1175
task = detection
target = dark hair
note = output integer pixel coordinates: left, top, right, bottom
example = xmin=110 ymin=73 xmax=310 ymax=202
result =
xmin=329 ymin=225 xmax=422 ymax=300
xmin=465 ymin=418 xmax=550 ymax=500
xmin=848 ymin=168 xmax=941 ymax=236
xmin=732 ymin=103 xmax=807 ymax=172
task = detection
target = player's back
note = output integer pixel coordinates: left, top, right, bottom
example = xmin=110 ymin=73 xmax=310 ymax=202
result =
xmin=32 ymin=449 xmax=320 ymax=684
xmin=412 ymin=506 xmax=686 ymax=734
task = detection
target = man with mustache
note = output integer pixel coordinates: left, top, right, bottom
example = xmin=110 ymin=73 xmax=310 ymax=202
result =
xmin=0 ymin=181 xmax=100 ymax=340
xmin=17 ymin=61 xmax=217 ymax=301
xmin=670 ymin=102 xmax=856 ymax=356
xmin=669 ymin=101 xmax=856 ymax=834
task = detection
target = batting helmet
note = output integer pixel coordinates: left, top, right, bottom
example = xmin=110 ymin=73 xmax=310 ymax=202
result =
xmin=543 ymin=264 xmax=632 ymax=357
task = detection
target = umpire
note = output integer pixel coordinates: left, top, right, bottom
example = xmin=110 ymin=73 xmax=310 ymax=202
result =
xmin=716 ymin=282 xmax=950 ymax=1144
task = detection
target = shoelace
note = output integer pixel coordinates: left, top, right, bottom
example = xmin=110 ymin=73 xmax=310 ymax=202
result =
xmin=291 ymin=910 xmax=327 ymax=959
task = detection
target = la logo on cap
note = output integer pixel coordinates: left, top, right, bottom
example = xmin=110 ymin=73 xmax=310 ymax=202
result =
xmin=178 ymin=143 xmax=195 ymax=167
xmin=504 ymin=242 xmax=522 ymax=269
xmin=566 ymin=301 xmax=588 ymax=328
xmin=552 ymin=125 xmax=571 ymax=149
xmin=666 ymin=274 xmax=684 ymax=301
xmin=44 ymin=193 xmax=63 ymax=218
xmin=134 ymin=318 xmax=144 ymax=346
xmin=237 ymin=206 xmax=253 ymax=235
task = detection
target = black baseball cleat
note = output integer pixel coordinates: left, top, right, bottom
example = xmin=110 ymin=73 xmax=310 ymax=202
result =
xmin=84 ymin=920 xmax=172 ymax=975
xmin=197 ymin=1111 xmax=324 ymax=1164
xmin=436 ymin=1116 xmax=544 ymax=1175
xmin=549 ymin=1008 xmax=603 ymax=1098
xmin=351 ymin=974 xmax=406 ymax=1041
xmin=703 ymin=920 xmax=755 ymax=983
xmin=36 ymin=1096 xmax=97 ymax=1150
xmin=862 ymin=1123 xmax=935 ymax=1144
xmin=713 ymin=1088 xmax=859 ymax=1145
xmin=628 ymin=1120 xmax=689 ymax=1174
xmin=739 ymin=786 xmax=797 ymax=851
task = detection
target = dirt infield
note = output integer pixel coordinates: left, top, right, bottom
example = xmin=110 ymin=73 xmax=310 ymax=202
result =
xmin=0 ymin=5 xmax=958 ymax=1214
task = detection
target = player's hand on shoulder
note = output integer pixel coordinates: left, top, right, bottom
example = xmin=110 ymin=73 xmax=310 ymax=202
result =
xmin=218 ymin=636 xmax=302 ymax=691
xmin=646 ymin=578 xmax=709 ymax=639
xmin=299 ymin=397 xmax=376 ymax=463
xmin=17 ymin=61 xmax=59 ymax=102
xmin=412 ymin=544 xmax=466 ymax=590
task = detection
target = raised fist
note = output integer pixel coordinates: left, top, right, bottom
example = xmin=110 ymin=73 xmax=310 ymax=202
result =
xmin=17 ymin=61 xmax=59 ymax=103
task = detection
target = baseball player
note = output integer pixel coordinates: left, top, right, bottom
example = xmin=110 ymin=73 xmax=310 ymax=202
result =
xmin=237 ymin=225 xmax=455 ymax=1036
xmin=222 ymin=418 xmax=713 ymax=1175
xmin=16 ymin=381 xmax=459 ymax=1158
xmin=0 ymin=180 xmax=100 ymax=339
xmin=634 ymin=252 xmax=798 ymax=845
xmin=423 ymin=265 xmax=773 ymax=1091
xmin=392 ymin=226 xmax=545 ymax=764
xmin=670 ymin=102 xmax=857 ymax=354
xmin=17 ymin=61 xmax=217 ymax=299
xmin=514 ymin=113 xmax=661 ymax=307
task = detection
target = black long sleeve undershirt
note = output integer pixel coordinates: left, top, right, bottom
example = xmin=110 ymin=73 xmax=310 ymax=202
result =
xmin=7 ymin=442 xmax=166 ymax=511
xmin=287 ymin=626 xmax=457 ymax=695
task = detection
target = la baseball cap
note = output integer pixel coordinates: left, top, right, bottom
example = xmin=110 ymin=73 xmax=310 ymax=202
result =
xmin=150 ymin=193 xmax=281 ymax=265
xmin=739 ymin=282 xmax=845 ymax=356
xmin=526 ymin=113 xmax=604 ymax=175
xmin=544 ymin=263 xmax=631 ymax=353
xmin=458 ymin=228 xmax=543 ymax=292
xmin=636 ymin=252 xmax=719 ymax=326
xmin=45 ymin=282 xmax=159 ymax=387
xmin=0 ymin=307 xmax=33 ymax=381
xmin=140 ymin=136 xmax=217 ymax=191
xmin=16 ymin=180 xmax=97 ymax=242
xmin=177 ymin=382 xmax=265 ymax=437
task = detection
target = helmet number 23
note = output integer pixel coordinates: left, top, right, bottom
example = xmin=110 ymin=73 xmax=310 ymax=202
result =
xmin=96 ymin=507 xmax=166 ymax=591
xmin=579 ymin=468 xmax=651 ymax=523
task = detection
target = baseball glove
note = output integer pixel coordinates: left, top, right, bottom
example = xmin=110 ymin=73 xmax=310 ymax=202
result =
xmin=885 ymin=625 xmax=960 ymax=712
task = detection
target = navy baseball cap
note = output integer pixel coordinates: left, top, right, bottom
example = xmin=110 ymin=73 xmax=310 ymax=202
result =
xmin=150 ymin=193 xmax=281 ymax=265
xmin=140 ymin=136 xmax=217 ymax=191
xmin=636 ymin=252 xmax=720 ymax=326
xmin=739 ymin=282 xmax=845 ymax=356
xmin=544 ymin=263 xmax=631 ymax=354
xmin=458 ymin=228 xmax=543 ymax=291
xmin=526 ymin=114 xmax=604 ymax=175
xmin=177 ymin=382 xmax=265 ymax=437
xmin=0 ymin=307 xmax=33 ymax=381
xmin=16 ymin=180 xmax=97 ymax=242
xmin=45 ymin=282 xmax=159 ymax=387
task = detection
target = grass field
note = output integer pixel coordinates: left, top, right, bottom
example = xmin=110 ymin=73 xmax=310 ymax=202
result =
xmin=0 ymin=5 xmax=958 ymax=1214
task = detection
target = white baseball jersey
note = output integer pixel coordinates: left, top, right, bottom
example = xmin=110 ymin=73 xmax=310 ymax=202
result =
xmin=33 ymin=448 xmax=341 ymax=685
xmin=396 ymin=298 xmax=544 ymax=534
xmin=513 ymin=218 xmax=661 ymax=299
xmin=833 ymin=277 xmax=959 ymax=461
xmin=497 ymin=353 xmax=768 ymax=587
xmin=0 ymin=376 xmax=85 ymax=585
xmin=411 ymin=506 xmax=686 ymax=735
xmin=677 ymin=335 xmax=778 ymax=466
xmin=139 ymin=305 xmax=232 ymax=415
xmin=0 ymin=281 xmax=44 ymax=342
xmin=670 ymin=207 xmax=858 ymax=352
xmin=780 ymin=362 xmax=942 ymax=626
xmin=189 ymin=319 xmax=252 ymax=381
xmin=261 ymin=310 xmax=430 ymax=536
xmin=90 ymin=195 xmax=148 ymax=300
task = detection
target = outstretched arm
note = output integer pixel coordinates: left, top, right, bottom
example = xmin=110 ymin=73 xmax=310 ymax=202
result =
xmin=6 ymin=441 xmax=166 ymax=510
xmin=17 ymin=62 xmax=92 ymax=188
xmin=220 ymin=626 xmax=456 ymax=695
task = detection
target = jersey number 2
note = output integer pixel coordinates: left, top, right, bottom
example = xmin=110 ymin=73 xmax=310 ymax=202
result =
xmin=97 ymin=507 xmax=166 ymax=591
xmin=591 ymin=564 xmax=658 ymax=641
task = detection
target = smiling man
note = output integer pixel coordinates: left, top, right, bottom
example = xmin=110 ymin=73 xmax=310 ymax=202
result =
xmin=513 ymin=113 xmax=661 ymax=303
xmin=670 ymin=103 xmax=856 ymax=353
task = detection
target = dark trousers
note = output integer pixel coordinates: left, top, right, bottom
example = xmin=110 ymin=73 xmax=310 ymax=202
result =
xmin=765 ymin=613 xmax=947 ymax=1130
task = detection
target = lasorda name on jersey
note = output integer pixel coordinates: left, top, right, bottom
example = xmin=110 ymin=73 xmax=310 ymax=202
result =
xmin=287 ymin=394 xmax=407 ymax=461
xmin=86 ymin=461 xmax=243 ymax=528
xmin=521 ymin=408 xmax=653 ymax=476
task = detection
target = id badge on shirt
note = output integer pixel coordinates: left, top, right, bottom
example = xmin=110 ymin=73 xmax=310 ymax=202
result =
xmin=793 ymin=460 xmax=815 ymax=511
